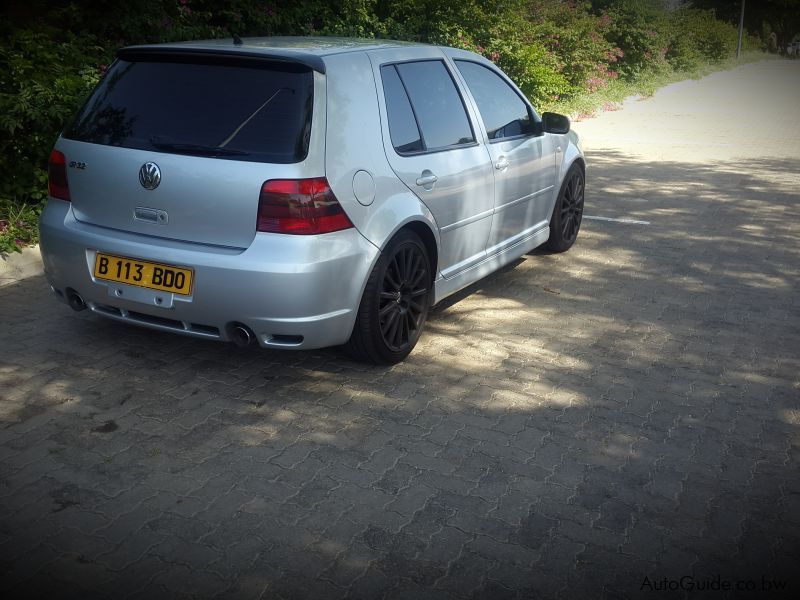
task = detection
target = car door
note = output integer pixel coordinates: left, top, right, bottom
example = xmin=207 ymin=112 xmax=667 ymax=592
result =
xmin=452 ymin=59 xmax=557 ymax=255
xmin=371 ymin=53 xmax=495 ymax=279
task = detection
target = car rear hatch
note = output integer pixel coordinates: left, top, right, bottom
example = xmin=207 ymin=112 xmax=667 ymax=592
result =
xmin=58 ymin=47 xmax=323 ymax=249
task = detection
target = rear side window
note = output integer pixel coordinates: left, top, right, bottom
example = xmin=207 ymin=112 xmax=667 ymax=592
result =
xmin=454 ymin=60 xmax=535 ymax=140
xmin=381 ymin=60 xmax=475 ymax=154
xmin=381 ymin=65 xmax=423 ymax=153
xmin=65 ymin=57 xmax=314 ymax=164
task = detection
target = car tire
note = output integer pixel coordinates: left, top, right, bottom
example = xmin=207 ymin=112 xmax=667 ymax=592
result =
xmin=544 ymin=164 xmax=585 ymax=253
xmin=344 ymin=229 xmax=432 ymax=364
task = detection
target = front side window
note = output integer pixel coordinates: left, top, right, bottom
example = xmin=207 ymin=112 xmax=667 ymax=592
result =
xmin=381 ymin=60 xmax=475 ymax=154
xmin=454 ymin=60 xmax=535 ymax=141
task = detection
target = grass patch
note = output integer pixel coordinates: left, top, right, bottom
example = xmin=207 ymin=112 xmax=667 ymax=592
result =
xmin=0 ymin=198 xmax=41 ymax=255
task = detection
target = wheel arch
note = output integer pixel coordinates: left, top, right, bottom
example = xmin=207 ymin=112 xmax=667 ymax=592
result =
xmin=557 ymin=138 xmax=585 ymax=188
xmin=548 ymin=141 xmax=586 ymax=223
xmin=570 ymin=156 xmax=586 ymax=175
xmin=398 ymin=220 xmax=438 ymax=283
xmin=343 ymin=221 xmax=436 ymax=364
xmin=349 ymin=216 xmax=439 ymax=340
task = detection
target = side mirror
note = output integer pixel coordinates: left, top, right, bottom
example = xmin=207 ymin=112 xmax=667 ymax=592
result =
xmin=542 ymin=112 xmax=570 ymax=134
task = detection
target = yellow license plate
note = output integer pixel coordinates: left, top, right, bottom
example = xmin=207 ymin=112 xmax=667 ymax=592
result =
xmin=93 ymin=252 xmax=194 ymax=296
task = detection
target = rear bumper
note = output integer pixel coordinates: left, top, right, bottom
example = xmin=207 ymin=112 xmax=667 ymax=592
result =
xmin=40 ymin=199 xmax=379 ymax=350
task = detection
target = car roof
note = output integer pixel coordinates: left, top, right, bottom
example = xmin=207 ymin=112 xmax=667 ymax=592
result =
xmin=165 ymin=36 xmax=424 ymax=54
xmin=118 ymin=36 xmax=430 ymax=73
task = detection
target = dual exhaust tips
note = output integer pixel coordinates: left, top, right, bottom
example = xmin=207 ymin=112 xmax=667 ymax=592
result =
xmin=63 ymin=288 xmax=256 ymax=348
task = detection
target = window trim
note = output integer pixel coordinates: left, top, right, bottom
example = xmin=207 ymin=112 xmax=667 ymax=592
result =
xmin=453 ymin=58 xmax=543 ymax=143
xmin=380 ymin=58 xmax=480 ymax=157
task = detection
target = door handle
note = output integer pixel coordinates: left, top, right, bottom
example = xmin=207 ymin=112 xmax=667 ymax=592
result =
xmin=495 ymin=157 xmax=510 ymax=171
xmin=415 ymin=171 xmax=438 ymax=189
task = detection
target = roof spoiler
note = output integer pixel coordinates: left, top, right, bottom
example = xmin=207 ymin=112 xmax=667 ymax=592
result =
xmin=117 ymin=46 xmax=326 ymax=74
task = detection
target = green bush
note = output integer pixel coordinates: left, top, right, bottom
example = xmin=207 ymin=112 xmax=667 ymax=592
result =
xmin=598 ymin=0 xmax=670 ymax=79
xmin=668 ymin=8 xmax=735 ymax=68
xmin=665 ymin=10 xmax=706 ymax=71
xmin=521 ymin=1 xmax=622 ymax=93
xmin=433 ymin=2 xmax=616 ymax=105
xmin=434 ymin=17 xmax=571 ymax=107
xmin=0 ymin=30 xmax=110 ymax=208
xmin=493 ymin=39 xmax=574 ymax=107
xmin=0 ymin=199 xmax=40 ymax=254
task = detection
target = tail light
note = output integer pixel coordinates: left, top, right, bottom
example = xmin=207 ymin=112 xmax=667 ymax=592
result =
xmin=257 ymin=177 xmax=353 ymax=235
xmin=48 ymin=150 xmax=71 ymax=201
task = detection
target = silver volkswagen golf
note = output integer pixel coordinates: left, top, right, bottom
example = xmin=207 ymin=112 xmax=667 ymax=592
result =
xmin=41 ymin=37 xmax=585 ymax=364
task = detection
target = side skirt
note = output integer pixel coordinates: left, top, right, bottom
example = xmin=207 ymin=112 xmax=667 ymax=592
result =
xmin=432 ymin=224 xmax=550 ymax=305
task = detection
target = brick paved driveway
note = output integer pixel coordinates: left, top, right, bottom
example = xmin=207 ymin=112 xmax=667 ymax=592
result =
xmin=1 ymin=59 xmax=799 ymax=599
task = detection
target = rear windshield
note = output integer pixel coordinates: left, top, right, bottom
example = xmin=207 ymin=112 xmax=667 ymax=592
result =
xmin=64 ymin=56 xmax=314 ymax=164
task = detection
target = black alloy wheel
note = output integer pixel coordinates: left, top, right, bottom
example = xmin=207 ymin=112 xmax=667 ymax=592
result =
xmin=545 ymin=165 xmax=585 ymax=252
xmin=344 ymin=230 xmax=431 ymax=364
xmin=560 ymin=169 xmax=584 ymax=242
xmin=378 ymin=242 xmax=429 ymax=352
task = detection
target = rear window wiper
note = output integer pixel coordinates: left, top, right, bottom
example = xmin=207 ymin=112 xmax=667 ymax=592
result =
xmin=149 ymin=137 xmax=250 ymax=156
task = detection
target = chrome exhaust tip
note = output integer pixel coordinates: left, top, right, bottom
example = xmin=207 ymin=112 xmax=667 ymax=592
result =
xmin=230 ymin=324 xmax=254 ymax=347
xmin=67 ymin=289 xmax=87 ymax=312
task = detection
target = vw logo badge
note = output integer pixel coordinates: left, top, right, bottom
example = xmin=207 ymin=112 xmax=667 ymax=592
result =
xmin=139 ymin=162 xmax=161 ymax=190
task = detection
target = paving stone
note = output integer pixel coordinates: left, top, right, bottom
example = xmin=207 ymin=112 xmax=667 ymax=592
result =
xmin=347 ymin=563 xmax=393 ymax=600
xmin=152 ymin=563 xmax=230 ymax=596
xmin=433 ymin=549 xmax=488 ymax=597
xmin=318 ymin=538 xmax=373 ymax=589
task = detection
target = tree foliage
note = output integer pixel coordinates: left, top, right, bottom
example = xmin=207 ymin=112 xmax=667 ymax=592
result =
xmin=690 ymin=0 xmax=800 ymax=48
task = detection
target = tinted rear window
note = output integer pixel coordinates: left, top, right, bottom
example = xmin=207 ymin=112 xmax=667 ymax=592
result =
xmin=64 ymin=56 xmax=314 ymax=164
xmin=380 ymin=65 xmax=424 ymax=154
